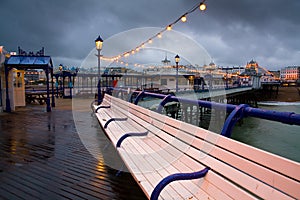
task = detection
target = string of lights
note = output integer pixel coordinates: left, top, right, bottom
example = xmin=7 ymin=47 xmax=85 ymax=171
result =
xmin=101 ymin=0 xmax=207 ymax=62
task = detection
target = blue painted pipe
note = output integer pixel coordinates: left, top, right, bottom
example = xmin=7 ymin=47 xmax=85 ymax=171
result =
xmin=108 ymin=89 xmax=300 ymax=133
xmin=131 ymin=91 xmax=300 ymax=127
xmin=244 ymin=107 xmax=300 ymax=125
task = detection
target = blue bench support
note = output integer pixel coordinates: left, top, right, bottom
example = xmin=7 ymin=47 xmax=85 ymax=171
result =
xmin=133 ymin=91 xmax=145 ymax=105
xmin=221 ymin=104 xmax=249 ymax=137
xmin=157 ymin=94 xmax=175 ymax=113
xmin=104 ymin=118 xmax=127 ymax=129
xmin=116 ymin=164 xmax=125 ymax=177
xmin=116 ymin=131 xmax=149 ymax=148
xmin=150 ymin=167 xmax=210 ymax=200
xmin=95 ymin=105 xmax=111 ymax=113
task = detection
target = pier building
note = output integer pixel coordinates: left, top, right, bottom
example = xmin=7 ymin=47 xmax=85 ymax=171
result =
xmin=280 ymin=66 xmax=300 ymax=86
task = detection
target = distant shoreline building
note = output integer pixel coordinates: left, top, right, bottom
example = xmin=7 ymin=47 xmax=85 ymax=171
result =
xmin=280 ymin=66 xmax=300 ymax=81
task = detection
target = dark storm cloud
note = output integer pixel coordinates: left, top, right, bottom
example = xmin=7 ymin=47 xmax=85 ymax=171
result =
xmin=188 ymin=0 xmax=300 ymax=68
xmin=1 ymin=0 xmax=299 ymax=69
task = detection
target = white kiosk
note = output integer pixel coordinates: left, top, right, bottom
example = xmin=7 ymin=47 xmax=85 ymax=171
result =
xmin=4 ymin=47 xmax=55 ymax=112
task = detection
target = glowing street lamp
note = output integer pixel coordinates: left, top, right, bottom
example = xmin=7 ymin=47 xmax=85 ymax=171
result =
xmin=175 ymin=54 xmax=180 ymax=92
xmin=95 ymin=35 xmax=103 ymax=104
xmin=59 ymin=64 xmax=63 ymax=71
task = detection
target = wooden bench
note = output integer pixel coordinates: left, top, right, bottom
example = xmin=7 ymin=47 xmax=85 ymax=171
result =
xmin=94 ymin=94 xmax=300 ymax=200
xmin=25 ymin=91 xmax=48 ymax=105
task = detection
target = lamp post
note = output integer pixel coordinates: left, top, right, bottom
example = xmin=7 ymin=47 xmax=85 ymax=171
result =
xmin=175 ymin=54 xmax=180 ymax=92
xmin=95 ymin=35 xmax=103 ymax=104
xmin=58 ymin=64 xmax=63 ymax=97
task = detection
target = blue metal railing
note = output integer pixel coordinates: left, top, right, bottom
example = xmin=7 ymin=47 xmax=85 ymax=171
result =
xmin=108 ymin=88 xmax=300 ymax=138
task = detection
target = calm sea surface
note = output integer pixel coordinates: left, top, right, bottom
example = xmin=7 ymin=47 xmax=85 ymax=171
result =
xmin=231 ymin=103 xmax=300 ymax=162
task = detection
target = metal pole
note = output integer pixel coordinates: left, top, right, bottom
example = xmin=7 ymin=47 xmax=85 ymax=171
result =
xmin=176 ymin=62 xmax=178 ymax=92
xmin=51 ymin=68 xmax=55 ymax=107
xmin=4 ymin=66 xmax=11 ymax=112
xmin=226 ymin=71 xmax=228 ymax=89
xmin=46 ymin=67 xmax=51 ymax=112
xmin=97 ymin=48 xmax=102 ymax=104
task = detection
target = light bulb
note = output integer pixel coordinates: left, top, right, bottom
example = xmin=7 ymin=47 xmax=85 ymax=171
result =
xmin=199 ymin=3 xmax=206 ymax=11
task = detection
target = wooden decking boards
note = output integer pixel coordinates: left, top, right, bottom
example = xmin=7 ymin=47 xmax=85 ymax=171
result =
xmin=0 ymin=98 xmax=147 ymax=200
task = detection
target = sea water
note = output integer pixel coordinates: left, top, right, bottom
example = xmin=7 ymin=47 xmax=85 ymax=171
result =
xmin=231 ymin=102 xmax=300 ymax=162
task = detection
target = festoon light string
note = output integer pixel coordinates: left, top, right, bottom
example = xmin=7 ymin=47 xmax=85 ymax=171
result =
xmin=101 ymin=0 xmax=207 ymax=62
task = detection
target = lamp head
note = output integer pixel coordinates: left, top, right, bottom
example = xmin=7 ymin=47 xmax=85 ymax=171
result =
xmin=175 ymin=54 xmax=180 ymax=64
xmin=95 ymin=35 xmax=103 ymax=50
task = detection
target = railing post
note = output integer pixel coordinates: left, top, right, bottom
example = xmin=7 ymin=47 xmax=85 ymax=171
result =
xmin=221 ymin=104 xmax=249 ymax=137
xmin=157 ymin=94 xmax=174 ymax=113
xmin=133 ymin=91 xmax=145 ymax=105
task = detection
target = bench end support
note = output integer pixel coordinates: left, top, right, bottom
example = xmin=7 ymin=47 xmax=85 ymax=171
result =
xmin=150 ymin=167 xmax=210 ymax=200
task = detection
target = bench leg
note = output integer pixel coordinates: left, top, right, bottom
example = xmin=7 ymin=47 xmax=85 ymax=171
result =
xmin=116 ymin=164 xmax=125 ymax=177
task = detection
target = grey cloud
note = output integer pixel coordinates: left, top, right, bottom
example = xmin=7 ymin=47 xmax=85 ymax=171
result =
xmin=0 ymin=0 xmax=299 ymax=70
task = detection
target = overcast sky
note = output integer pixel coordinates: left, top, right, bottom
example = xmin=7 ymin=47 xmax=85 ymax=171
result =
xmin=1 ymin=0 xmax=299 ymax=71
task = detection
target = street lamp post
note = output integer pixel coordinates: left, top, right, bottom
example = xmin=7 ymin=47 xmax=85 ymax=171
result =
xmin=175 ymin=54 xmax=180 ymax=92
xmin=95 ymin=35 xmax=103 ymax=104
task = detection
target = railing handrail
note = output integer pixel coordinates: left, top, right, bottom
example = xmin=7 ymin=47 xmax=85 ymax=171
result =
xmin=108 ymin=88 xmax=300 ymax=137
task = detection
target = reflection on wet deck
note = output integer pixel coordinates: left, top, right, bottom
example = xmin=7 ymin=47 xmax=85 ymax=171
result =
xmin=0 ymin=98 xmax=146 ymax=200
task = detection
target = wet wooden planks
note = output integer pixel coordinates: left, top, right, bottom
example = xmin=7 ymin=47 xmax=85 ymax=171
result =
xmin=0 ymin=99 xmax=147 ymax=200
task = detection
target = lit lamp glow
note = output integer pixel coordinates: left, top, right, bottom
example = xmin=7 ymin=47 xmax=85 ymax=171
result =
xmin=181 ymin=15 xmax=187 ymax=22
xmin=95 ymin=36 xmax=103 ymax=51
xmin=199 ymin=3 xmax=207 ymax=11
xmin=175 ymin=54 xmax=180 ymax=64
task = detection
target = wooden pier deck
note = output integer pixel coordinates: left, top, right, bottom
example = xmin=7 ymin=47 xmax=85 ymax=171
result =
xmin=0 ymin=98 xmax=147 ymax=200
